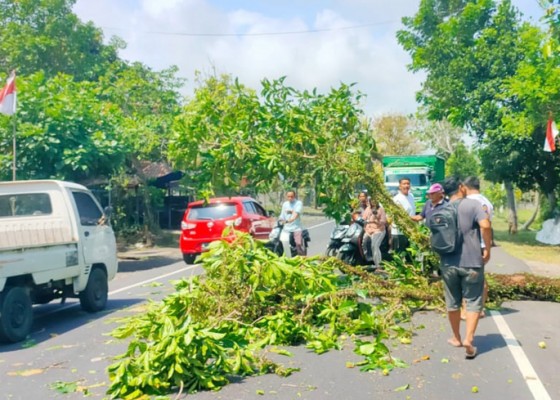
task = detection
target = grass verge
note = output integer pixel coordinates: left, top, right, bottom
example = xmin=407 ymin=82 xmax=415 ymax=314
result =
xmin=493 ymin=207 xmax=560 ymax=265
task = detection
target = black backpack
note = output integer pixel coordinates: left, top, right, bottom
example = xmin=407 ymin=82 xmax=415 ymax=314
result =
xmin=428 ymin=200 xmax=462 ymax=255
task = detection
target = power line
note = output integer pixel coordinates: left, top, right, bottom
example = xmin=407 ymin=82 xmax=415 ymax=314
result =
xmin=101 ymin=20 xmax=399 ymax=37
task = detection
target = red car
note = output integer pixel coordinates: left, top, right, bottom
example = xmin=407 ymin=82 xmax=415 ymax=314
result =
xmin=179 ymin=196 xmax=275 ymax=264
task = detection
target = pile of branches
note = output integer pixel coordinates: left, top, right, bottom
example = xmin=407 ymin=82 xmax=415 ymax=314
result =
xmin=106 ymin=232 xmax=442 ymax=399
xmin=106 ymin=230 xmax=559 ymax=399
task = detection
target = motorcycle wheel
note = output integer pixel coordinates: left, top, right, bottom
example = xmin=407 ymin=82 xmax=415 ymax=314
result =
xmin=272 ymin=241 xmax=284 ymax=256
xmin=325 ymin=246 xmax=338 ymax=258
xmin=337 ymin=251 xmax=356 ymax=266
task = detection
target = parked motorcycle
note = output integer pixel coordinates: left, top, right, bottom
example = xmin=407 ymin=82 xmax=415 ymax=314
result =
xmin=325 ymin=224 xmax=350 ymax=257
xmin=336 ymin=218 xmax=368 ymax=266
xmin=335 ymin=218 xmax=392 ymax=267
xmin=265 ymin=220 xmax=310 ymax=257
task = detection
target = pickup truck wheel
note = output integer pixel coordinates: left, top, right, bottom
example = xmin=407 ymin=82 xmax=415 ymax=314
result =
xmin=79 ymin=268 xmax=108 ymax=313
xmin=0 ymin=286 xmax=33 ymax=343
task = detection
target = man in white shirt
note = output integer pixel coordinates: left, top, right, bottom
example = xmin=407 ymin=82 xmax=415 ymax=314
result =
xmin=279 ymin=190 xmax=306 ymax=256
xmin=391 ymin=177 xmax=416 ymax=253
xmin=462 ymin=176 xmax=494 ymax=319
xmin=464 ymin=177 xmax=494 ymax=222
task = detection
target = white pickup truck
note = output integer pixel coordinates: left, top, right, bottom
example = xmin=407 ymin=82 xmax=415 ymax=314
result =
xmin=0 ymin=180 xmax=118 ymax=343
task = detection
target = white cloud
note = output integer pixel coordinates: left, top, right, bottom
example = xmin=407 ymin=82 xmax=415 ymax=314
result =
xmin=72 ymin=0 xmax=541 ymax=117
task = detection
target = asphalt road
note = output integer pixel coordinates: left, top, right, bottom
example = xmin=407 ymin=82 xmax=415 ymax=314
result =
xmin=0 ymin=220 xmax=558 ymax=400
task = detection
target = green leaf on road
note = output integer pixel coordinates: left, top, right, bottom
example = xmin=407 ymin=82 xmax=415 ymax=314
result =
xmin=394 ymin=384 xmax=410 ymax=392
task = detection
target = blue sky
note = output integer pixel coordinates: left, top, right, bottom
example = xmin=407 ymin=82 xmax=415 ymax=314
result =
xmin=73 ymin=0 xmax=545 ymax=117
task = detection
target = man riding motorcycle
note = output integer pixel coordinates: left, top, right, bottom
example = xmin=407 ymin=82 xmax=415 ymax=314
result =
xmin=278 ymin=190 xmax=307 ymax=256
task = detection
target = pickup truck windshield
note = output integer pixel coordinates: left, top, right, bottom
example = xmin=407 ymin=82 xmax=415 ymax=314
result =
xmin=0 ymin=193 xmax=52 ymax=217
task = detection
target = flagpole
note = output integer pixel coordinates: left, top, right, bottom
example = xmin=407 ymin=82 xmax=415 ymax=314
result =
xmin=12 ymin=112 xmax=16 ymax=181
xmin=0 ymin=69 xmax=17 ymax=180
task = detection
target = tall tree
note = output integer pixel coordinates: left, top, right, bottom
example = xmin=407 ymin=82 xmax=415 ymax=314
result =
xmin=498 ymin=24 xmax=560 ymax=216
xmin=0 ymin=72 xmax=125 ymax=181
xmin=539 ymin=0 xmax=560 ymax=40
xmin=169 ymin=73 xmax=266 ymax=199
xmin=397 ymin=0 xmax=535 ymax=230
xmin=411 ymin=111 xmax=466 ymax=159
xmin=0 ymin=0 xmax=120 ymax=81
xmin=0 ymin=0 xmax=184 ymax=184
xmin=446 ymin=142 xmax=480 ymax=179
xmin=98 ymin=62 xmax=184 ymax=161
xmin=373 ymin=113 xmax=425 ymax=156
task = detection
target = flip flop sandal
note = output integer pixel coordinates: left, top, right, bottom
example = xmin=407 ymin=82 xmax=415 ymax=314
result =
xmin=465 ymin=346 xmax=478 ymax=360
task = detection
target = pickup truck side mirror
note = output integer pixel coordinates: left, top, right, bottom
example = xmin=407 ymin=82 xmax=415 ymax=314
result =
xmin=268 ymin=210 xmax=276 ymax=217
xmin=99 ymin=206 xmax=113 ymax=226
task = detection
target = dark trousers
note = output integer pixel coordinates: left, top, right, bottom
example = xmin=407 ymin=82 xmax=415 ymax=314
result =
xmin=391 ymin=234 xmax=409 ymax=254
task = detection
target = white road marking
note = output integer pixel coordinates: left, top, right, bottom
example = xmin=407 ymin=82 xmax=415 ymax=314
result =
xmin=490 ymin=310 xmax=551 ymax=400
xmin=307 ymin=220 xmax=334 ymax=230
xmin=40 ymin=264 xmax=200 ymax=317
xmin=109 ymin=264 xmax=199 ymax=295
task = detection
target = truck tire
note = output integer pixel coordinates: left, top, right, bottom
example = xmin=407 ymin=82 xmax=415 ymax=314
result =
xmin=79 ymin=268 xmax=108 ymax=313
xmin=0 ymin=286 xmax=33 ymax=343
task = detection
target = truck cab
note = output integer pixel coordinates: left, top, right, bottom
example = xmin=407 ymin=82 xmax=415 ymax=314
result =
xmin=0 ymin=180 xmax=118 ymax=343
xmin=382 ymin=155 xmax=445 ymax=212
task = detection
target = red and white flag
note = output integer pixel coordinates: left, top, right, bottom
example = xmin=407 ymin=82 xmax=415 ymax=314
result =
xmin=0 ymin=71 xmax=16 ymax=116
xmin=544 ymin=118 xmax=558 ymax=152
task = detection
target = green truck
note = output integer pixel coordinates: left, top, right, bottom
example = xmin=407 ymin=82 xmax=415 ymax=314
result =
xmin=382 ymin=155 xmax=446 ymax=212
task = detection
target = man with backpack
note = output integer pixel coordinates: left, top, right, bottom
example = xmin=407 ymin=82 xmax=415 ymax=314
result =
xmin=430 ymin=177 xmax=492 ymax=359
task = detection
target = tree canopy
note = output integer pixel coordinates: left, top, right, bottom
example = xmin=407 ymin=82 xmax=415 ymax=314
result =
xmin=0 ymin=0 xmax=120 ymax=81
xmin=0 ymin=0 xmax=182 ymax=184
xmin=170 ymin=74 xmax=378 ymax=223
xmin=373 ymin=114 xmax=425 ymax=156
xmin=398 ymin=0 xmax=560 ymax=219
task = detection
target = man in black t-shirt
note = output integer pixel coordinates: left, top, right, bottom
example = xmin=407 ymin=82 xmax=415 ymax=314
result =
xmin=438 ymin=177 xmax=491 ymax=360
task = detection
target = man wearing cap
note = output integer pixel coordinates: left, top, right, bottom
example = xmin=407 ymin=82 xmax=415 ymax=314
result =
xmin=412 ymin=183 xmax=447 ymax=225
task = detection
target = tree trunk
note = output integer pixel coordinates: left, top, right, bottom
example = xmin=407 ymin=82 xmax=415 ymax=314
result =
xmin=504 ymin=181 xmax=518 ymax=235
xmin=547 ymin=192 xmax=558 ymax=217
xmin=520 ymin=192 xmax=539 ymax=231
